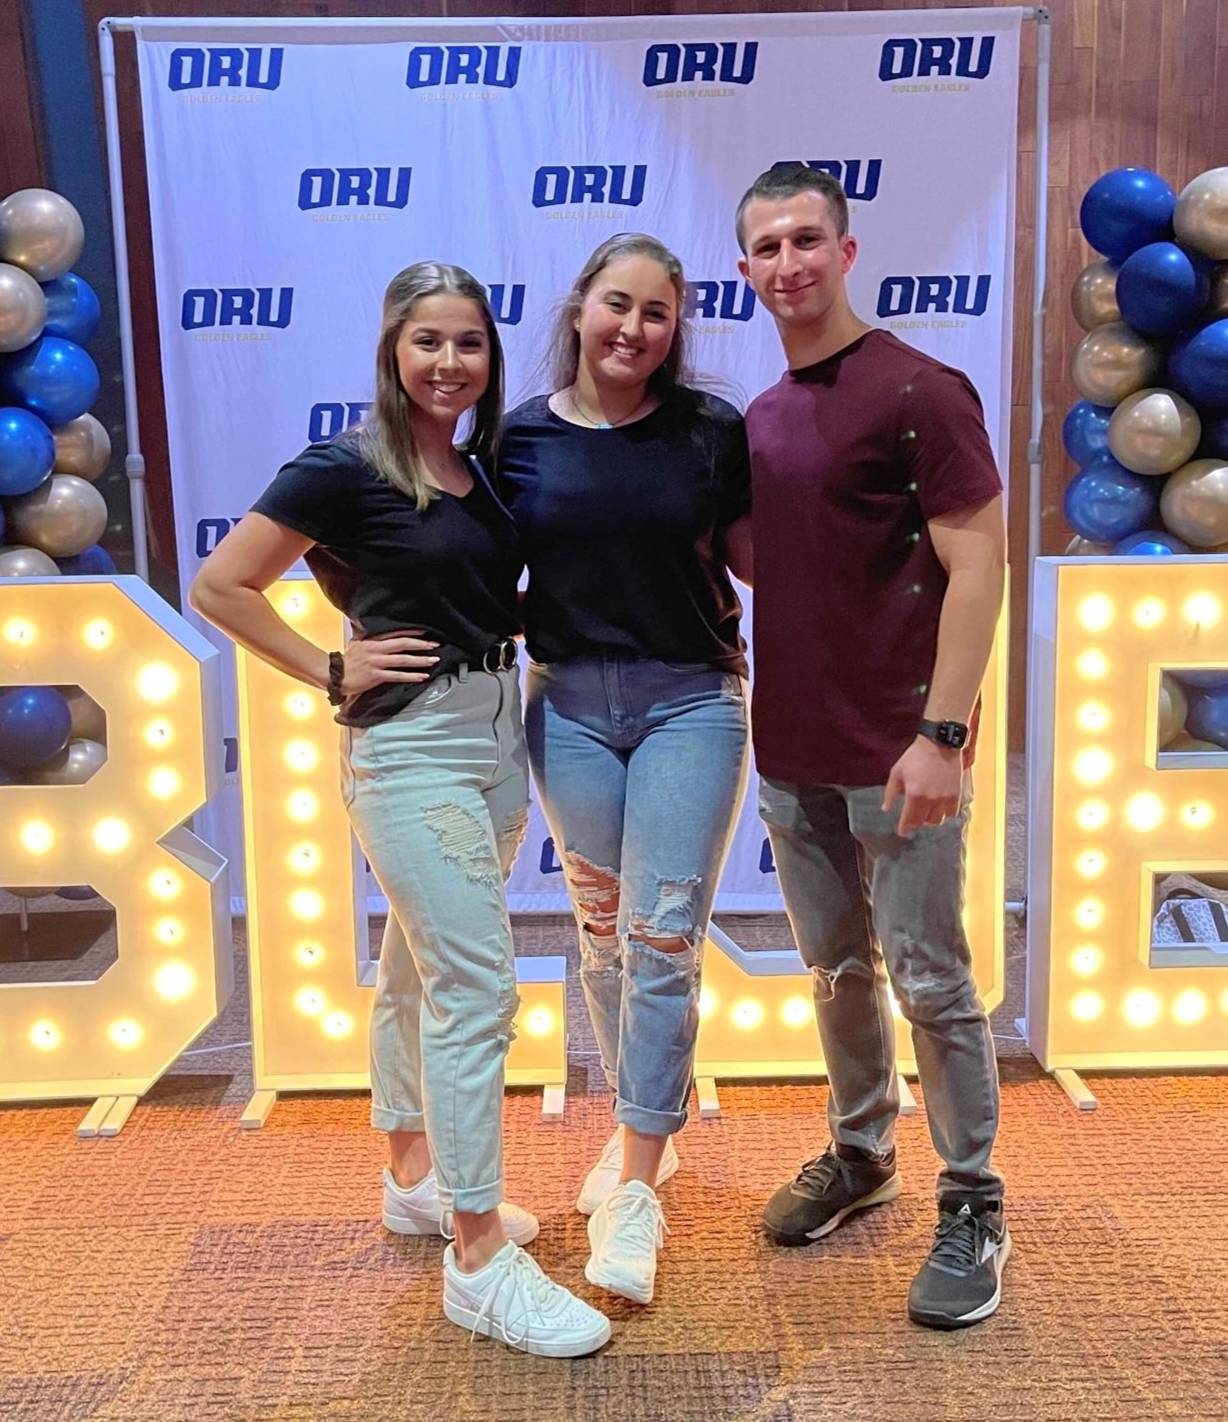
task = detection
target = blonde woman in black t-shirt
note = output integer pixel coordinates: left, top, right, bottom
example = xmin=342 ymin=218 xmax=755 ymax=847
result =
xmin=191 ymin=262 xmax=610 ymax=1359
xmin=500 ymin=234 xmax=754 ymax=1307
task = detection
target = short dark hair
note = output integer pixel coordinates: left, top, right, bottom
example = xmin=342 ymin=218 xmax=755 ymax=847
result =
xmin=735 ymin=165 xmax=849 ymax=252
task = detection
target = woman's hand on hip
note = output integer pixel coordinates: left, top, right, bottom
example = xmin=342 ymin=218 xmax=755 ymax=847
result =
xmin=343 ymin=632 xmax=439 ymax=696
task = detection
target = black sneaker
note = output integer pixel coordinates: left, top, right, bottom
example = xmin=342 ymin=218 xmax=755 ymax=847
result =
xmin=907 ymin=1202 xmax=1012 ymax=1329
xmin=762 ymin=1145 xmax=901 ymax=1245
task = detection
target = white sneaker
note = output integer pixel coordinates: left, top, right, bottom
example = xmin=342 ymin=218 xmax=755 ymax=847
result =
xmin=443 ymin=1240 xmax=612 ymax=1358
xmin=585 ymin=1179 xmax=669 ymax=1305
xmin=576 ymin=1128 xmax=679 ymax=1215
xmin=382 ymin=1169 xmax=539 ymax=1246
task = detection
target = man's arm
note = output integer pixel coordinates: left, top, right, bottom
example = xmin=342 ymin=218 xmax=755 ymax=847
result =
xmin=883 ymin=493 xmax=1005 ymax=836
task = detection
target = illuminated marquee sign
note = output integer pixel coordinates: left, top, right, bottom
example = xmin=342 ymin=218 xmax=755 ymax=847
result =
xmin=1028 ymin=557 xmax=1228 ymax=1073
xmin=0 ymin=578 xmax=231 ymax=1114
xmin=235 ymin=577 xmax=566 ymax=1122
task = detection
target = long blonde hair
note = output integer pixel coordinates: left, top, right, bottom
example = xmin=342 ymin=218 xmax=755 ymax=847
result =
xmin=352 ymin=262 xmax=504 ymax=511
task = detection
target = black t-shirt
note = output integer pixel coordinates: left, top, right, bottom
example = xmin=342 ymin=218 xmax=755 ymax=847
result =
xmin=498 ymin=390 xmax=751 ymax=674
xmin=251 ymin=436 xmax=522 ymax=726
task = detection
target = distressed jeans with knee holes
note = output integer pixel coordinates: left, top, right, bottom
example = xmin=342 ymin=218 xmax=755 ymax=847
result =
xmin=525 ymin=656 xmax=750 ymax=1136
xmin=759 ymin=776 xmax=1004 ymax=1205
xmin=341 ymin=664 xmax=529 ymax=1214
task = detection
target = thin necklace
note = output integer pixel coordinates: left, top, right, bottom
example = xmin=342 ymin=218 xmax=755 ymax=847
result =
xmin=565 ymin=386 xmax=653 ymax=430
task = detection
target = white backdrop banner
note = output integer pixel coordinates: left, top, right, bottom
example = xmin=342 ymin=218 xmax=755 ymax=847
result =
xmin=134 ymin=9 xmax=1022 ymax=910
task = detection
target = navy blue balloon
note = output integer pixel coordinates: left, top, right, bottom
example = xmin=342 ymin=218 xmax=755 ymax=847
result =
xmin=1187 ymin=685 xmax=1228 ymax=749
xmin=0 ymin=336 xmax=99 ymax=424
xmin=1080 ymin=168 xmax=1176 ymax=262
xmin=1062 ymin=401 xmax=1115 ymax=468
xmin=0 ymin=406 xmax=53 ymax=497
xmin=55 ymin=885 xmax=98 ymax=901
xmin=1114 ymin=529 xmax=1191 ymax=555
xmin=1171 ymin=668 xmax=1228 ymax=690
xmin=1169 ymin=320 xmax=1228 ymax=408
xmin=1116 ymin=242 xmax=1210 ymax=336
xmin=56 ymin=543 xmax=115 ymax=575
xmin=1064 ymin=461 xmax=1157 ymax=543
xmin=1200 ymin=411 xmax=1228 ymax=458
xmin=40 ymin=273 xmax=101 ymax=344
xmin=0 ymin=686 xmax=72 ymax=769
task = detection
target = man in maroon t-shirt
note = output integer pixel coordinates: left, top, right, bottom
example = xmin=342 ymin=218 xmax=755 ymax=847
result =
xmin=735 ymin=164 xmax=1010 ymax=1330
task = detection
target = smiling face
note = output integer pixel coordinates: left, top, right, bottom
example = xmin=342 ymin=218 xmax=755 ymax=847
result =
xmin=393 ymin=292 xmax=491 ymax=425
xmin=737 ymin=190 xmax=858 ymax=331
xmin=574 ymin=253 xmax=679 ymax=395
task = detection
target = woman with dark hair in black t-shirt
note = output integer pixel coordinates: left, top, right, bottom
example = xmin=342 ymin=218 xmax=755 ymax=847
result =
xmin=500 ymin=233 xmax=753 ymax=1307
xmin=190 ymin=262 xmax=610 ymax=1359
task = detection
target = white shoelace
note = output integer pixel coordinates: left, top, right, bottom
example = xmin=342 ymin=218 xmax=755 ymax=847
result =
xmin=606 ymin=1190 xmax=669 ymax=1256
xmin=465 ymin=1247 xmax=563 ymax=1347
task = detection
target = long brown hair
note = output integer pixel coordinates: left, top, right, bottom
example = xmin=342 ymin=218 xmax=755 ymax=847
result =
xmin=544 ymin=233 xmax=693 ymax=400
xmin=352 ymin=262 xmax=504 ymax=510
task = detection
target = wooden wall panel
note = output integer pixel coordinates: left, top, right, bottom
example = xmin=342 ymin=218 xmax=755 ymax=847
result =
xmin=0 ymin=0 xmax=1221 ymax=742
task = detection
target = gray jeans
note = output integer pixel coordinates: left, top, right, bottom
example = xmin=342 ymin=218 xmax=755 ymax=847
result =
xmin=342 ymin=665 xmax=528 ymax=1214
xmin=759 ymin=776 xmax=1003 ymax=1206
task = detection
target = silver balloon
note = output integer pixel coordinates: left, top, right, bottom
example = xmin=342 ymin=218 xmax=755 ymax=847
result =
xmin=1209 ymin=265 xmax=1228 ymax=320
xmin=1071 ymin=259 xmax=1121 ymax=331
xmin=1070 ymin=322 xmax=1162 ymax=406
xmin=1108 ymin=388 xmax=1201 ymax=474
xmin=8 ymin=885 xmax=54 ymax=899
xmin=52 ymin=413 xmax=110 ymax=481
xmin=0 ymin=189 xmax=84 ymax=281
xmin=60 ymin=687 xmax=106 ymax=744
xmin=1167 ymin=732 xmax=1221 ymax=752
xmin=1159 ymin=458 xmax=1228 ymax=547
xmin=0 ymin=545 xmax=59 ymax=577
xmin=1159 ymin=674 xmax=1189 ymax=748
xmin=27 ymin=737 xmax=107 ymax=786
xmin=6 ymin=475 xmax=107 ymax=558
xmin=1065 ymin=535 xmax=1114 ymax=555
xmin=0 ymin=261 xmax=46 ymax=352
xmin=1175 ymin=167 xmax=1228 ymax=261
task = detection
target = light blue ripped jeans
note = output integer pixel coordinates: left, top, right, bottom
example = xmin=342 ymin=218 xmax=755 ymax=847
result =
xmin=524 ymin=655 xmax=750 ymax=1136
xmin=342 ymin=664 xmax=528 ymax=1214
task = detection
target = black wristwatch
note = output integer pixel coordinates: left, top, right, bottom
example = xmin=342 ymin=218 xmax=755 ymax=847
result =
xmin=917 ymin=718 xmax=968 ymax=750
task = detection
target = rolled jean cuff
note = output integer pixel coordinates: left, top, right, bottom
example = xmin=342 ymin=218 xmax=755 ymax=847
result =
xmin=615 ymin=1098 xmax=686 ymax=1137
xmin=440 ymin=1176 xmax=504 ymax=1214
xmin=371 ymin=1106 xmax=426 ymax=1133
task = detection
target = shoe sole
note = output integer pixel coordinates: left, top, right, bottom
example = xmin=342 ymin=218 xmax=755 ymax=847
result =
xmin=383 ymin=1210 xmax=540 ymax=1247
xmin=907 ymin=1230 xmax=1013 ymax=1330
xmin=442 ymin=1297 xmax=611 ymax=1357
xmin=576 ymin=1150 xmax=680 ymax=1216
xmin=584 ymin=1258 xmax=654 ymax=1306
xmin=763 ymin=1173 xmax=903 ymax=1246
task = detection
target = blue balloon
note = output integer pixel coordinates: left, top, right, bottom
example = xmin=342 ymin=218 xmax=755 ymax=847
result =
xmin=1064 ymin=461 xmax=1158 ymax=543
xmin=40 ymin=273 xmax=101 ymax=344
xmin=1171 ymin=669 xmax=1228 ymax=690
xmin=0 ymin=406 xmax=53 ymax=497
xmin=1080 ymin=168 xmax=1176 ymax=262
xmin=1116 ymin=242 xmax=1210 ymax=336
xmin=55 ymin=885 xmax=98 ymax=901
xmin=1187 ymin=685 xmax=1228 ymax=748
xmin=1114 ymin=530 xmax=1191 ymax=555
xmin=56 ymin=543 xmax=115 ymax=575
xmin=1169 ymin=320 xmax=1228 ymax=408
xmin=0 ymin=686 xmax=71 ymax=769
xmin=1200 ymin=411 xmax=1228 ymax=458
xmin=0 ymin=336 xmax=99 ymax=425
xmin=1062 ymin=401 xmax=1115 ymax=468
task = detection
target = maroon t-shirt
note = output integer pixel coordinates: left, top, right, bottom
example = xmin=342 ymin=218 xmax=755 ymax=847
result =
xmin=745 ymin=329 xmax=1002 ymax=787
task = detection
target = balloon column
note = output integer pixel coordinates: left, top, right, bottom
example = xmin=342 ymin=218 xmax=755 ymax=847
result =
xmin=0 ymin=188 xmax=114 ymax=586
xmin=1065 ymin=166 xmax=1228 ymax=556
